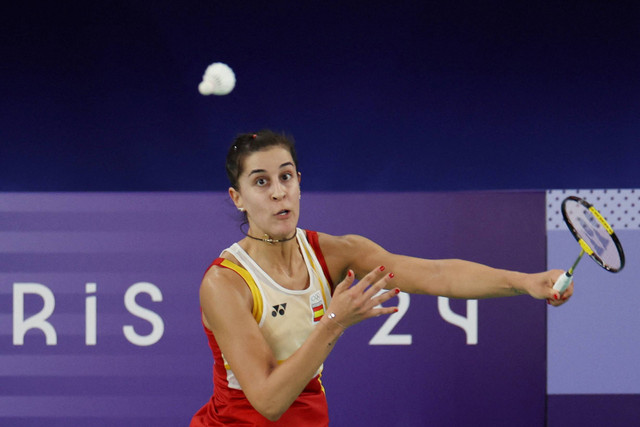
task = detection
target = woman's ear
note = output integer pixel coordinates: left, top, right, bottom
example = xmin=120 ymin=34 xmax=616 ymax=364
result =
xmin=229 ymin=187 xmax=242 ymax=210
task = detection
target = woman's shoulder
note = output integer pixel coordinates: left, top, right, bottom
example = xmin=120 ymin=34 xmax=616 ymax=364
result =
xmin=200 ymin=253 xmax=253 ymax=318
xmin=199 ymin=250 xmax=255 ymax=330
xmin=311 ymin=231 xmax=377 ymax=253
xmin=201 ymin=250 xmax=249 ymax=293
xmin=309 ymin=231 xmax=385 ymax=274
xmin=310 ymin=231 xmax=392 ymax=281
xmin=219 ymin=249 xmax=241 ymax=266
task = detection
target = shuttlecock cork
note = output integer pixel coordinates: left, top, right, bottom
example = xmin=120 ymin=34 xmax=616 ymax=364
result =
xmin=198 ymin=62 xmax=236 ymax=95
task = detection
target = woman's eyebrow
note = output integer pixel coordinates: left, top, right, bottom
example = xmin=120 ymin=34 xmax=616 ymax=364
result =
xmin=248 ymin=162 xmax=294 ymax=176
xmin=248 ymin=168 xmax=266 ymax=177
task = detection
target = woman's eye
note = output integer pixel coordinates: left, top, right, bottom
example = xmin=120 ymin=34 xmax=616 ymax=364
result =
xmin=281 ymin=173 xmax=292 ymax=181
xmin=256 ymin=178 xmax=267 ymax=186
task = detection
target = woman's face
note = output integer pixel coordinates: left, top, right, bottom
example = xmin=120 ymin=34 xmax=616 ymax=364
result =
xmin=230 ymin=146 xmax=301 ymax=240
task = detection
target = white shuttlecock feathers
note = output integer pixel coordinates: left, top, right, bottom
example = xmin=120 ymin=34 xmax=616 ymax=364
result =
xmin=198 ymin=62 xmax=236 ymax=96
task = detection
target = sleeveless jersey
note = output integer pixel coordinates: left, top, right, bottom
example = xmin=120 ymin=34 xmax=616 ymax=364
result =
xmin=191 ymin=228 xmax=335 ymax=426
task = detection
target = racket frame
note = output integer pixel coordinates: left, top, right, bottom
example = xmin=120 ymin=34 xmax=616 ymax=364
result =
xmin=560 ymin=195 xmax=625 ymax=273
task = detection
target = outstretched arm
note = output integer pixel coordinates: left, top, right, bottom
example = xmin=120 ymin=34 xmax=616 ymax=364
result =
xmin=317 ymin=233 xmax=573 ymax=306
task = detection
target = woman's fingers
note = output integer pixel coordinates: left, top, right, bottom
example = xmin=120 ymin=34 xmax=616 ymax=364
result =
xmin=369 ymin=304 xmax=399 ymax=318
xmin=371 ymin=286 xmax=400 ymax=307
xmin=348 ymin=266 xmax=399 ymax=312
xmin=548 ymin=280 xmax=573 ymax=306
xmin=327 ymin=265 xmax=401 ymax=329
xmin=352 ymin=265 xmax=389 ymax=293
xmin=365 ymin=287 xmax=400 ymax=318
xmin=333 ymin=269 xmax=356 ymax=294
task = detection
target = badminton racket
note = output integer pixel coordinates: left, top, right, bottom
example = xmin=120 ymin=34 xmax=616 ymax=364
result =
xmin=553 ymin=196 xmax=625 ymax=293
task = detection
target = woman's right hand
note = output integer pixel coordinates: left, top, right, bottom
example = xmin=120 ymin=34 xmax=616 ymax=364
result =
xmin=324 ymin=266 xmax=399 ymax=330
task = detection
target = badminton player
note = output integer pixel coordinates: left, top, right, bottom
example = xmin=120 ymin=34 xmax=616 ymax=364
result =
xmin=190 ymin=130 xmax=573 ymax=426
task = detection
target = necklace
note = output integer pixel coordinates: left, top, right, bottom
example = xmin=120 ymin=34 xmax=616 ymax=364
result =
xmin=240 ymin=224 xmax=297 ymax=244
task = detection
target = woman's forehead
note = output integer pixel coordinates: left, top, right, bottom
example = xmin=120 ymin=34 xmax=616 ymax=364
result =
xmin=242 ymin=146 xmax=294 ymax=172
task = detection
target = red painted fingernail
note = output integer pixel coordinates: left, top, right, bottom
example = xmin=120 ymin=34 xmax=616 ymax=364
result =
xmin=554 ymin=294 xmax=559 ymax=300
xmin=347 ymin=270 xmax=353 ymax=278
xmin=547 ymin=300 xmax=551 ymax=305
xmin=388 ymin=273 xmax=394 ymax=279
xmin=379 ymin=266 xmax=385 ymax=272
xmin=394 ymin=308 xmax=399 ymax=313
xmin=394 ymin=288 xmax=400 ymax=294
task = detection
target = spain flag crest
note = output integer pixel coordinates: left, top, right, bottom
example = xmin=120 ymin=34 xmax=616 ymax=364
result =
xmin=310 ymin=290 xmax=325 ymax=323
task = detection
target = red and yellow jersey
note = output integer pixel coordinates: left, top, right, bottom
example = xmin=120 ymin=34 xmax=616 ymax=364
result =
xmin=191 ymin=229 xmax=335 ymax=426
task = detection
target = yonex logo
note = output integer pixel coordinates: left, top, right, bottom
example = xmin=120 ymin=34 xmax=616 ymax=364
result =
xmin=271 ymin=303 xmax=287 ymax=317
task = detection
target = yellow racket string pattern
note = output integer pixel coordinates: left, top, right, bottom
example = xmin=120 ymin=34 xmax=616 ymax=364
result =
xmin=589 ymin=206 xmax=614 ymax=235
xmin=578 ymin=239 xmax=594 ymax=256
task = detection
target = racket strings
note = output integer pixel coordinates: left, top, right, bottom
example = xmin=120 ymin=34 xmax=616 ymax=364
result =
xmin=564 ymin=197 xmax=625 ymax=272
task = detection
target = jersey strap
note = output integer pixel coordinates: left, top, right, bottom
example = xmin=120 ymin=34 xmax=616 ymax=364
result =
xmin=304 ymin=230 xmax=334 ymax=291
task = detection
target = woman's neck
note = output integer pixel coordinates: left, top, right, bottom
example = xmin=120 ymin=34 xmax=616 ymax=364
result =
xmin=241 ymin=236 xmax=308 ymax=289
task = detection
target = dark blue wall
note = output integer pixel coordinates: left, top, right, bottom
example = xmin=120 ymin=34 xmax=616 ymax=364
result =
xmin=2 ymin=1 xmax=638 ymax=191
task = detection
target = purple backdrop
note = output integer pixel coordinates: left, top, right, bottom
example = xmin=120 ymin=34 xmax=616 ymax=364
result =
xmin=302 ymin=192 xmax=547 ymax=426
xmin=1 ymin=191 xmax=546 ymax=426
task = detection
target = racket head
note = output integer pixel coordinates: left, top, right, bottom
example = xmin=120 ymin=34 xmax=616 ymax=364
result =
xmin=561 ymin=196 xmax=625 ymax=272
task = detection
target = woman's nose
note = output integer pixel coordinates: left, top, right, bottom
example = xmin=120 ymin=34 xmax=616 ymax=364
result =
xmin=271 ymin=181 xmax=286 ymax=200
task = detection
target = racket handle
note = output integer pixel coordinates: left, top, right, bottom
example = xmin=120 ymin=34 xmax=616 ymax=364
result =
xmin=552 ymin=272 xmax=572 ymax=294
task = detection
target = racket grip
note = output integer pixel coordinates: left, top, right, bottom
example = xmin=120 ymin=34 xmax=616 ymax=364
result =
xmin=552 ymin=272 xmax=572 ymax=294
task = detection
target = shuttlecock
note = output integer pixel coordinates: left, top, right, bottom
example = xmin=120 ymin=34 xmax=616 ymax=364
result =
xmin=198 ymin=62 xmax=236 ymax=96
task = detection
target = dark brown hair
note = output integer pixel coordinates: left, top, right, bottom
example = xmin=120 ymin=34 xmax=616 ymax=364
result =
xmin=225 ymin=130 xmax=299 ymax=190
